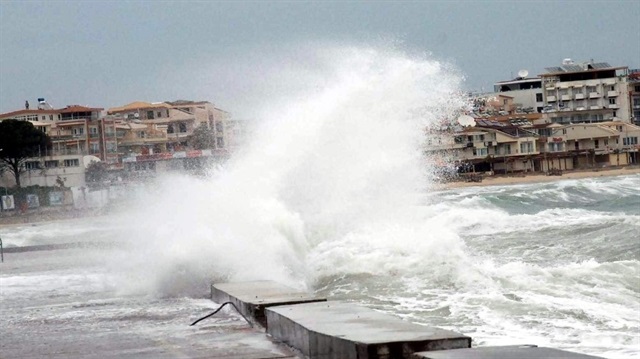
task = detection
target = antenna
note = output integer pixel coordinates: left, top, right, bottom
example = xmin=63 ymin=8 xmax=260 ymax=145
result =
xmin=517 ymin=69 xmax=529 ymax=78
xmin=457 ymin=115 xmax=476 ymax=127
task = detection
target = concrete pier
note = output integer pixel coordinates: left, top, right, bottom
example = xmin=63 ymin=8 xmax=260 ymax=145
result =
xmin=211 ymin=281 xmax=326 ymax=327
xmin=266 ymin=301 xmax=471 ymax=359
xmin=412 ymin=345 xmax=604 ymax=359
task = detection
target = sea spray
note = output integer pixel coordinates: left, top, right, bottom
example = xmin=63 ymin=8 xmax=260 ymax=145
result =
xmin=107 ymin=44 xmax=470 ymax=296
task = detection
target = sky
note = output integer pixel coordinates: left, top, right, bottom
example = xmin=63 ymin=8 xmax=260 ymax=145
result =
xmin=1 ymin=0 xmax=639 ymax=117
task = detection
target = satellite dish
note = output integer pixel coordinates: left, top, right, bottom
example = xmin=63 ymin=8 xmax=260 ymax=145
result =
xmin=518 ymin=69 xmax=529 ymax=78
xmin=457 ymin=115 xmax=476 ymax=127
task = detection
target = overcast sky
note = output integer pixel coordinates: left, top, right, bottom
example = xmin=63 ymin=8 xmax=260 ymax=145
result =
xmin=1 ymin=1 xmax=638 ymax=117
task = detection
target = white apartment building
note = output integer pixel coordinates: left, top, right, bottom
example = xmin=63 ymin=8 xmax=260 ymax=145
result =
xmin=493 ymin=77 xmax=545 ymax=113
xmin=629 ymin=69 xmax=640 ymax=125
xmin=541 ymin=60 xmax=630 ymax=124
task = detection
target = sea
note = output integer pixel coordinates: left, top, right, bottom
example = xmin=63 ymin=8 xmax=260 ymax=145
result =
xmin=1 ymin=46 xmax=639 ymax=358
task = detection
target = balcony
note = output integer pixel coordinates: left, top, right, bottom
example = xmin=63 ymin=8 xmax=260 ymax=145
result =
xmin=608 ymin=104 xmax=619 ymax=109
xmin=547 ymin=96 xmax=557 ymax=102
xmin=576 ymin=106 xmax=586 ymax=111
xmin=590 ymin=106 xmax=601 ymax=110
xmin=89 ymin=133 xmax=99 ymax=138
xmin=574 ymin=93 xmax=585 ymax=100
xmin=561 ymin=95 xmax=571 ymax=101
xmin=589 ymin=92 xmax=601 ymax=99
xmin=607 ymin=91 xmax=618 ymax=97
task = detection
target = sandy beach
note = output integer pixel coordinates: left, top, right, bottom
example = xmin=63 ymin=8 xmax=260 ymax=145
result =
xmin=439 ymin=166 xmax=640 ymax=190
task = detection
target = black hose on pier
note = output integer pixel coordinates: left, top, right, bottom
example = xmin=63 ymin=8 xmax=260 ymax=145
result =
xmin=190 ymin=301 xmax=253 ymax=327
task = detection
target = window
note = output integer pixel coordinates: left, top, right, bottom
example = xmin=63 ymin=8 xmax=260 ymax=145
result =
xmin=562 ymin=128 xmax=567 ymax=135
xmin=64 ymin=159 xmax=80 ymax=167
xmin=167 ymin=124 xmax=174 ymax=134
xmin=49 ymin=115 xmax=53 ymax=121
xmin=595 ymin=140 xmax=599 ymax=149
xmin=536 ymin=93 xmax=543 ymax=102
xmin=25 ymin=161 xmax=41 ymax=170
xmin=609 ymin=98 xmax=616 ymax=104
xmin=90 ymin=143 xmax=100 ymax=154
xmin=179 ymin=123 xmax=187 ymax=133
xmin=72 ymin=127 xmax=84 ymax=136
xmin=548 ymin=143 xmax=564 ymax=152
xmin=45 ymin=160 xmax=59 ymax=168
xmin=520 ymin=142 xmax=533 ymax=153
xmin=473 ymin=148 xmax=487 ymax=156
xmin=635 ymin=85 xmax=640 ymax=92
xmin=157 ymin=111 xmax=162 ymax=118
xmin=623 ymin=137 xmax=638 ymax=146
xmin=137 ymin=131 xmax=146 ymax=138
xmin=501 ymin=144 xmax=511 ymax=155
xmin=215 ymin=122 xmax=224 ymax=132
xmin=604 ymin=139 xmax=609 ymax=146
xmin=42 ymin=116 xmax=46 ymax=120
xmin=216 ymin=137 xmax=224 ymax=148
xmin=147 ymin=111 xmax=155 ymax=119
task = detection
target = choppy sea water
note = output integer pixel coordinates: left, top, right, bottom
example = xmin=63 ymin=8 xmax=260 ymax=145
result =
xmin=1 ymin=48 xmax=639 ymax=358
xmin=1 ymin=175 xmax=638 ymax=358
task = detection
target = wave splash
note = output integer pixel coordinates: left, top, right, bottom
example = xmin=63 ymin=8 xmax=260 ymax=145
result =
xmin=110 ymin=45 xmax=469 ymax=296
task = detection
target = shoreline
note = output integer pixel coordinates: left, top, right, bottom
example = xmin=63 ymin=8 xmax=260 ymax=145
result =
xmin=437 ymin=165 xmax=640 ymax=190
xmin=1 ymin=167 xmax=638 ymax=227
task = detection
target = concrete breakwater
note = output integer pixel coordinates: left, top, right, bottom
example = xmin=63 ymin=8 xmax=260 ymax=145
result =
xmin=209 ymin=280 xmax=603 ymax=359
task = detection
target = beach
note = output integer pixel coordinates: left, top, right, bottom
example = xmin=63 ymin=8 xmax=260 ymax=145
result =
xmin=1 ymin=167 xmax=638 ymax=228
xmin=439 ymin=166 xmax=640 ymax=190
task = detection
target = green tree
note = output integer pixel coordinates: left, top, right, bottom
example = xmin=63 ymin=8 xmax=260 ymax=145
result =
xmin=0 ymin=119 xmax=51 ymax=187
xmin=188 ymin=123 xmax=215 ymax=150
xmin=85 ymin=160 xmax=109 ymax=189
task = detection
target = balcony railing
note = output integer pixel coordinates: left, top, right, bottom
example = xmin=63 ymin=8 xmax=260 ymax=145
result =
xmin=574 ymin=93 xmax=585 ymax=100
xmin=547 ymin=96 xmax=557 ymax=102
xmin=589 ymin=92 xmax=601 ymax=99
xmin=561 ymin=95 xmax=571 ymax=101
xmin=607 ymin=91 xmax=618 ymax=97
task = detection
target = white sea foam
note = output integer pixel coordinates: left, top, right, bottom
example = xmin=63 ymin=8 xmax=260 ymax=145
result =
xmin=96 ymin=45 xmax=470 ymax=296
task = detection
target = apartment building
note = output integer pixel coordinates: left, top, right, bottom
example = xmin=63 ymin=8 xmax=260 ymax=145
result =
xmin=629 ymin=69 xmax=640 ymax=125
xmin=493 ymin=76 xmax=545 ymax=113
xmin=0 ymin=101 xmax=111 ymax=187
xmin=107 ymin=100 xmax=230 ymax=153
xmin=540 ymin=60 xmax=631 ymax=124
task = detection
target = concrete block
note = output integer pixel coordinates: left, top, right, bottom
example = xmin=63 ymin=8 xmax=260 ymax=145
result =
xmin=211 ymin=280 xmax=326 ymax=327
xmin=266 ymin=301 xmax=471 ymax=359
xmin=412 ymin=345 xmax=604 ymax=359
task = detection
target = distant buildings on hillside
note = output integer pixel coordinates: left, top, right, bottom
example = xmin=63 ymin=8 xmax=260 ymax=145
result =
xmin=432 ymin=59 xmax=640 ymax=176
xmin=0 ymin=99 xmax=239 ymax=188
xmin=1 ymin=59 xmax=639 ymax=189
